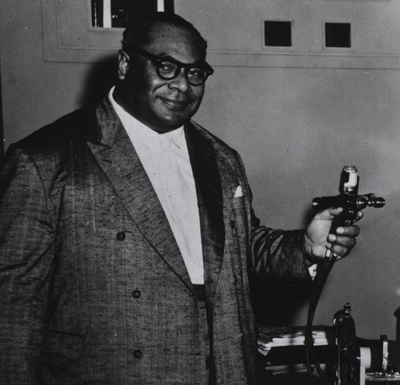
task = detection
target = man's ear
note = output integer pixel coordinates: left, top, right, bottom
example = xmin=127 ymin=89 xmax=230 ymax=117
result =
xmin=117 ymin=50 xmax=130 ymax=80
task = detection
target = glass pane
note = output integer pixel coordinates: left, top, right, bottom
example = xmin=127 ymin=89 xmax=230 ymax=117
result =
xmin=264 ymin=21 xmax=292 ymax=47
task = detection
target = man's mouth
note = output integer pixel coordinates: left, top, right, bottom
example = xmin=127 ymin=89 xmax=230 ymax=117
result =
xmin=160 ymin=97 xmax=189 ymax=109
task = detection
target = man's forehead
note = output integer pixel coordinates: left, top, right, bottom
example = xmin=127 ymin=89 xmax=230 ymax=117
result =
xmin=145 ymin=22 xmax=204 ymax=57
xmin=147 ymin=21 xmax=189 ymax=38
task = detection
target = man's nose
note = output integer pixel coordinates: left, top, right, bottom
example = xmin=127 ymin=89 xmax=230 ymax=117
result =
xmin=169 ymin=68 xmax=190 ymax=92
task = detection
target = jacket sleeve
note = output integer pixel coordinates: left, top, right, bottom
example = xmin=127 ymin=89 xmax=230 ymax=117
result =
xmin=231 ymin=150 xmax=312 ymax=286
xmin=249 ymin=212 xmax=313 ymax=286
xmin=0 ymin=144 xmax=56 ymax=384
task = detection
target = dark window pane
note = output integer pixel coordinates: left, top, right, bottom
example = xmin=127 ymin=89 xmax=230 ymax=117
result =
xmin=111 ymin=0 xmax=158 ymax=28
xmin=325 ymin=23 xmax=351 ymax=48
xmin=264 ymin=21 xmax=292 ymax=47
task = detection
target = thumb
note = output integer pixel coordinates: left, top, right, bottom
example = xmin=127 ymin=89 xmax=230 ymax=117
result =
xmin=316 ymin=207 xmax=344 ymax=220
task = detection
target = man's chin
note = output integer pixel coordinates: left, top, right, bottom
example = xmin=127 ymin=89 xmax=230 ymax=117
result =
xmin=150 ymin=118 xmax=185 ymax=133
xmin=154 ymin=113 xmax=192 ymax=131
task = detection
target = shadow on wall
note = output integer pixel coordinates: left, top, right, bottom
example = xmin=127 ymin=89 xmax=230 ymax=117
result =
xmin=78 ymin=54 xmax=119 ymax=107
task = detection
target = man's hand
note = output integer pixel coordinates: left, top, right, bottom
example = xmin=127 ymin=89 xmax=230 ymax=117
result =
xmin=304 ymin=207 xmax=362 ymax=263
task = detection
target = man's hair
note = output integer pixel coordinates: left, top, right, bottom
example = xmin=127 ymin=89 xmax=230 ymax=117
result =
xmin=122 ymin=12 xmax=208 ymax=57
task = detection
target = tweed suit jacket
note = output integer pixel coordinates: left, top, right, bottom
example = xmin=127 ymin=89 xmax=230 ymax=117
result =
xmin=0 ymin=98 xmax=312 ymax=385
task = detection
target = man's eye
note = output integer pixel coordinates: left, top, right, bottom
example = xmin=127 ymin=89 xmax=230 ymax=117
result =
xmin=188 ymin=68 xmax=204 ymax=79
xmin=158 ymin=62 xmax=176 ymax=74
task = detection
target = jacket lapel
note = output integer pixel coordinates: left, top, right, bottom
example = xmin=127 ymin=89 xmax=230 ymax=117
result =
xmin=184 ymin=122 xmax=225 ymax=301
xmin=87 ymin=99 xmax=193 ymax=291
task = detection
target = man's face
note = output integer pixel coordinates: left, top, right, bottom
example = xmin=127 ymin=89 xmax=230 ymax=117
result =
xmin=116 ymin=22 xmax=206 ymax=133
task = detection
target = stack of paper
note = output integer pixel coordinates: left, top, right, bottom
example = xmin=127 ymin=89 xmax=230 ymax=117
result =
xmin=258 ymin=326 xmax=334 ymax=355
xmin=257 ymin=326 xmax=335 ymax=376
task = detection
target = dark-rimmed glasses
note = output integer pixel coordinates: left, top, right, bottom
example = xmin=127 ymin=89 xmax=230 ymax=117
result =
xmin=128 ymin=46 xmax=214 ymax=86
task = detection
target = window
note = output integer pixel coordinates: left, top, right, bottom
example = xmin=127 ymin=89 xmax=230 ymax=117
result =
xmin=325 ymin=22 xmax=351 ymax=48
xmin=264 ymin=21 xmax=292 ymax=47
xmin=92 ymin=0 xmax=174 ymax=28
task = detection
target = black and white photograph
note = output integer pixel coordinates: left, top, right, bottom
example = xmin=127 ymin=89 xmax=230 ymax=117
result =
xmin=0 ymin=0 xmax=398 ymax=384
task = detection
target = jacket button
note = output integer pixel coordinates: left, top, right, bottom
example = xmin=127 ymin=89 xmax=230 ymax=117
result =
xmin=117 ymin=232 xmax=126 ymax=241
xmin=230 ymin=221 xmax=236 ymax=229
xmin=132 ymin=289 xmax=141 ymax=299
xmin=133 ymin=349 xmax=142 ymax=359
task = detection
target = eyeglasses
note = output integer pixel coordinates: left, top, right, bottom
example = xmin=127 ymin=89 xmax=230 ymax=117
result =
xmin=129 ymin=46 xmax=214 ymax=86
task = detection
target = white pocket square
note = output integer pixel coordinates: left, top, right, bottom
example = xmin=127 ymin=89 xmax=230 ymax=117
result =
xmin=234 ymin=186 xmax=243 ymax=198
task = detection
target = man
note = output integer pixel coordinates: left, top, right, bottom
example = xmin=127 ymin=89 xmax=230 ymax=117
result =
xmin=0 ymin=12 xmax=360 ymax=385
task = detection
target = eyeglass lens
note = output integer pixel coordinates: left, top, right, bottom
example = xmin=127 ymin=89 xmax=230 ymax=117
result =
xmin=157 ymin=61 xmax=207 ymax=85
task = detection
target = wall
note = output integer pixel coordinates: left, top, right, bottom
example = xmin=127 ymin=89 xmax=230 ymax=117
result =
xmin=1 ymin=0 xmax=399 ymax=340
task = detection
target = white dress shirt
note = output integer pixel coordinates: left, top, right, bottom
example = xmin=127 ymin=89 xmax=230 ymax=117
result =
xmin=109 ymin=88 xmax=204 ymax=284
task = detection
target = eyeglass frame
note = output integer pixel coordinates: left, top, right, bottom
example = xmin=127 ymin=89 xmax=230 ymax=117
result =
xmin=126 ymin=45 xmax=214 ymax=86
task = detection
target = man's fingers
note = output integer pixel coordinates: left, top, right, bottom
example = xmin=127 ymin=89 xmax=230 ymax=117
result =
xmin=328 ymin=233 xmax=357 ymax=247
xmin=326 ymin=242 xmax=354 ymax=258
xmin=334 ymin=225 xmax=360 ymax=237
